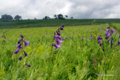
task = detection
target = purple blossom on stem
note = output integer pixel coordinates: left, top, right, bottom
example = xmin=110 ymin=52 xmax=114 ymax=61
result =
xmin=118 ymin=41 xmax=120 ymax=45
xmin=18 ymin=40 xmax=21 ymax=44
xmin=102 ymin=48 xmax=104 ymax=51
xmin=52 ymin=25 xmax=65 ymax=50
xmin=24 ymin=41 xmax=30 ymax=46
xmin=26 ymin=63 xmax=31 ymax=67
xmin=60 ymin=25 xmax=64 ymax=30
xmin=100 ymin=42 xmax=102 ymax=46
xmin=13 ymin=34 xmax=30 ymax=67
xmin=105 ymin=33 xmax=111 ymax=39
xmin=56 ymin=40 xmax=63 ymax=47
xmin=24 ymin=51 xmax=27 ymax=56
xmin=107 ymin=39 xmax=110 ymax=43
xmin=16 ymin=44 xmax=22 ymax=49
xmin=20 ymin=34 xmax=23 ymax=39
xmin=53 ymin=44 xmax=59 ymax=50
xmin=97 ymin=35 xmax=102 ymax=43
xmin=14 ymin=48 xmax=20 ymax=54
xmin=54 ymin=35 xmax=61 ymax=41
xmin=111 ymin=37 xmax=113 ymax=48
xmin=19 ymin=57 xmax=22 ymax=60
xmin=111 ymin=29 xmax=115 ymax=34
xmin=57 ymin=32 xmax=60 ymax=36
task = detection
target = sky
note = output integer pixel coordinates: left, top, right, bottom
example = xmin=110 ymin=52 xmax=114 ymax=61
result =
xmin=0 ymin=0 xmax=120 ymax=19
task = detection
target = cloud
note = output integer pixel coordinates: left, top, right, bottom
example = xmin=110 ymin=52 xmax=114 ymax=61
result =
xmin=0 ymin=0 xmax=120 ymax=19
xmin=67 ymin=0 xmax=120 ymax=19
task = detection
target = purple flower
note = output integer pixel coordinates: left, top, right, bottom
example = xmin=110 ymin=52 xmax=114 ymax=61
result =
xmin=57 ymin=32 xmax=60 ymax=36
xmin=24 ymin=41 xmax=30 ymax=46
xmin=14 ymin=48 xmax=20 ymax=54
xmin=89 ymin=35 xmax=93 ymax=40
xmin=105 ymin=29 xmax=109 ymax=33
xmin=18 ymin=40 xmax=21 ymax=44
xmin=24 ymin=51 xmax=27 ymax=56
xmin=107 ymin=27 xmax=110 ymax=29
xmin=107 ymin=39 xmax=110 ymax=43
xmin=111 ymin=29 xmax=115 ymax=34
xmin=81 ymin=37 xmax=84 ymax=40
xmin=26 ymin=63 xmax=31 ymax=67
xmin=60 ymin=25 xmax=64 ymax=30
xmin=118 ymin=41 xmax=120 ymax=45
xmin=97 ymin=35 xmax=102 ymax=43
xmin=102 ymin=48 xmax=104 ymax=51
xmin=54 ymin=35 xmax=61 ymax=41
xmin=56 ymin=40 xmax=63 ymax=47
xmin=105 ymin=33 xmax=111 ymax=39
xmin=20 ymin=34 xmax=23 ymax=39
xmin=53 ymin=44 xmax=59 ymax=50
xmin=19 ymin=57 xmax=22 ymax=60
xmin=16 ymin=44 xmax=22 ymax=49
xmin=100 ymin=42 xmax=102 ymax=46
xmin=111 ymin=37 xmax=113 ymax=48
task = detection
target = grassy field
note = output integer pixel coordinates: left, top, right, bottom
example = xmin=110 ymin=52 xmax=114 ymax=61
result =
xmin=0 ymin=19 xmax=120 ymax=29
xmin=0 ymin=24 xmax=120 ymax=80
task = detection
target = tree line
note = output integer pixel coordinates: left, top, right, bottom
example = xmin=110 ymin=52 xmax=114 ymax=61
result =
xmin=43 ymin=14 xmax=73 ymax=20
xmin=0 ymin=14 xmax=73 ymax=22
xmin=0 ymin=14 xmax=21 ymax=22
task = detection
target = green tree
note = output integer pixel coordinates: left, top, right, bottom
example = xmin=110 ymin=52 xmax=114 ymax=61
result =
xmin=1 ymin=14 xmax=13 ymax=22
xmin=14 ymin=15 xmax=21 ymax=21
xmin=65 ymin=15 xmax=68 ymax=19
xmin=43 ymin=16 xmax=50 ymax=19
xmin=54 ymin=14 xmax=57 ymax=19
xmin=58 ymin=14 xmax=64 ymax=19
xmin=71 ymin=17 xmax=73 ymax=19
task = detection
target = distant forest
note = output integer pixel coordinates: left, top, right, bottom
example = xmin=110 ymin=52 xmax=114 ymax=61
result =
xmin=0 ymin=14 xmax=73 ymax=22
xmin=0 ymin=14 xmax=120 ymax=29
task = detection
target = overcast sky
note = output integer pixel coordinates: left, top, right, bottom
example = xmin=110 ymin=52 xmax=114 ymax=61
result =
xmin=0 ymin=0 xmax=120 ymax=19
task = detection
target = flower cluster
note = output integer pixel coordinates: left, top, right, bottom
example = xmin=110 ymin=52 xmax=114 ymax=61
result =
xmin=105 ymin=27 xmax=115 ymax=47
xmin=13 ymin=34 xmax=31 ymax=67
xmin=105 ymin=27 xmax=114 ymax=40
xmin=97 ymin=27 xmax=115 ymax=51
xmin=0 ymin=32 xmax=6 ymax=43
xmin=97 ymin=35 xmax=104 ymax=51
xmin=52 ymin=25 xmax=64 ymax=50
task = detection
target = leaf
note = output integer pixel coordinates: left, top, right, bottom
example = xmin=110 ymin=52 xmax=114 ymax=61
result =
xmin=0 ymin=68 xmax=5 ymax=76
xmin=38 ymin=45 xmax=43 ymax=53
xmin=24 ymin=46 xmax=31 ymax=52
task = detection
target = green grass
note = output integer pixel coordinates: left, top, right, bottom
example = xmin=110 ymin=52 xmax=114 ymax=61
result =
xmin=0 ymin=24 xmax=120 ymax=80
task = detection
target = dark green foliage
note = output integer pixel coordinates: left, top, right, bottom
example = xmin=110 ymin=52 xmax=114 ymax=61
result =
xmin=0 ymin=19 xmax=120 ymax=29
xmin=43 ymin=16 xmax=50 ymax=19
xmin=1 ymin=14 xmax=13 ymax=22
xmin=14 ymin=15 xmax=21 ymax=21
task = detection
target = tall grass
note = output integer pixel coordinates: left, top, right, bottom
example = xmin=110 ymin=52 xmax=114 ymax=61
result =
xmin=0 ymin=24 xmax=119 ymax=80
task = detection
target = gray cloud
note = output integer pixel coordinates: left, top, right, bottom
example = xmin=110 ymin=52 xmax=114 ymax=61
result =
xmin=0 ymin=0 xmax=120 ymax=19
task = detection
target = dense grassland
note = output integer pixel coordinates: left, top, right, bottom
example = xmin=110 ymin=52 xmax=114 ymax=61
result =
xmin=0 ymin=19 xmax=120 ymax=29
xmin=0 ymin=24 xmax=120 ymax=80
xmin=111 ymin=23 xmax=120 ymax=33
